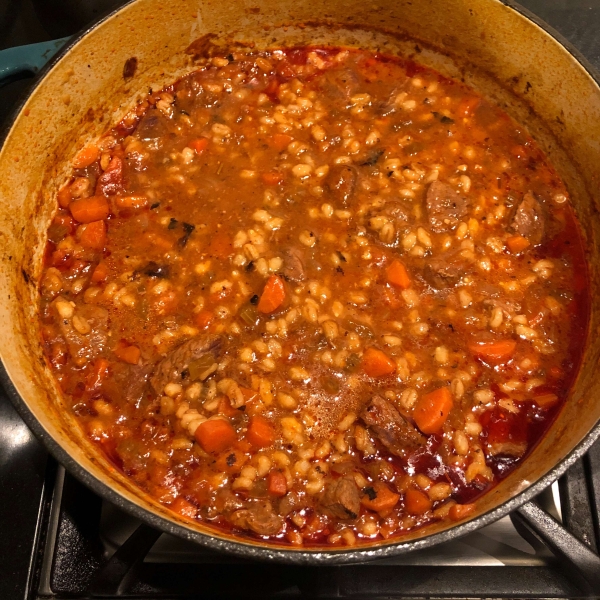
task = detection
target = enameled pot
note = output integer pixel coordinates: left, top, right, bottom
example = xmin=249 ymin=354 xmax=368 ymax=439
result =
xmin=1 ymin=0 xmax=600 ymax=565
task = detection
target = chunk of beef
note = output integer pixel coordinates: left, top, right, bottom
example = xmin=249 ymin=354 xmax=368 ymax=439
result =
xmin=510 ymin=192 xmax=545 ymax=245
xmin=487 ymin=441 xmax=527 ymax=458
xmin=320 ymin=68 xmax=360 ymax=100
xmin=109 ymin=362 xmax=153 ymax=405
xmin=421 ymin=251 xmax=468 ymax=290
xmin=150 ymin=335 xmax=221 ymax=394
xmin=281 ymin=247 xmax=306 ymax=282
xmin=136 ymin=110 xmax=168 ymax=141
xmin=321 ymin=476 xmax=361 ymax=519
xmin=361 ymin=396 xmax=425 ymax=456
xmin=96 ymin=156 xmax=123 ymax=196
xmin=278 ymin=491 xmax=308 ymax=516
xmin=230 ymin=501 xmax=283 ymax=536
xmin=426 ymin=181 xmax=469 ymax=232
xmin=326 ymin=164 xmax=358 ymax=205
xmin=52 ymin=297 xmax=108 ymax=367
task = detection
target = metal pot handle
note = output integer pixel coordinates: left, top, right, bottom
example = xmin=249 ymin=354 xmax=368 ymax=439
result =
xmin=0 ymin=38 xmax=70 ymax=85
xmin=511 ymin=501 xmax=600 ymax=594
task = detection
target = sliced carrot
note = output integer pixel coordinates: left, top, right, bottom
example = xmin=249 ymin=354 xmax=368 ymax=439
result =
xmin=171 ymin=497 xmax=198 ymax=518
xmin=189 ymin=138 xmax=209 ymax=154
xmin=194 ymin=419 xmax=237 ymax=454
xmin=413 ymin=386 xmax=454 ymax=434
xmin=468 ymin=339 xmax=517 ymax=364
xmin=86 ymin=357 xmax=109 ymax=391
xmin=262 ymin=171 xmax=284 ymax=185
xmin=113 ymin=195 xmax=149 ymax=211
xmin=271 ymin=133 xmax=293 ymax=152
xmin=207 ymin=231 xmax=232 ymax=259
xmin=362 ymin=347 xmax=396 ymax=377
xmin=72 ymin=146 xmax=100 ymax=169
xmin=247 ymin=415 xmax=276 ymax=448
xmin=405 ymin=487 xmax=432 ymax=515
xmin=78 ymin=220 xmax=106 ymax=251
xmin=57 ymin=185 xmax=72 ymax=208
xmin=506 ymin=235 xmax=530 ymax=254
xmin=240 ymin=387 xmax=259 ymax=404
xmin=361 ymin=482 xmax=400 ymax=512
xmin=194 ymin=310 xmax=214 ymax=330
xmin=91 ymin=261 xmax=109 ymax=283
xmin=69 ymin=196 xmax=110 ymax=223
xmin=267 ymin=470 xmax=288 ymax=497
xmin=533 ymin=393 xmax=559 ymax=407
xmin=114 ymin=342 xmax=141 ymax=365
xmin=215 ymin=449 xmax=248 ymax=474
xmin=386 ymin=259 xmax=411 ymax=289
xmin=217 ymin=396 xmax=239 ymax=419
xmin=449 ymin=503 xmax=476 ymax=521
xmin=257 ymin=275 xmax=286 ymax=314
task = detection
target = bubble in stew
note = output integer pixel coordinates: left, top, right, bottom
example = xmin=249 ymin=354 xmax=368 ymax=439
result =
xmin=39 ymin=46 xmax=589 ymax=547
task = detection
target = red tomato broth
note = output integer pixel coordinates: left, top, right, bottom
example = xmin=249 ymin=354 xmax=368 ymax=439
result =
xmin=37 ymin=46 xmax=590 ymax=548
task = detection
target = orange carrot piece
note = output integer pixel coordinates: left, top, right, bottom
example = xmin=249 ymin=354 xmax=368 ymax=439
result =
xmin=189 ymin=138 xmax=209 ymax=154
xmin=194 ymin=310 xmax=214 ymax=330
xmin=72 ymin=146 xmax=100 ymax=169
xmin=257 ymin=275 xmax=286 ymax=314
xmin=506 ymin=235 xmax=530 ymax=254
xmin=113 ymin=195 xmax=149 ymax=211
xmin=362 ymin=347 xmax=396 ymax=377
xmin=207 ymin=231 xmax=232 ymax=259
xmin=361 ymin=482 xmax=400 ymax=512
xmin=247 ymin=415 xmax=276 ymax=448
xmin=267 ymin=471 xmax=288 ymax=497
xmin=386 ymin=259 xmax=411 ymax=289
xmin=271 ymin=133 xmax=293 ymax=152
xmin=171 ymin=497 xmax=198 ymax=518
xmin=413 ymin=386 xmax=454 ymax=434
xmin=86 ymin=357 xmax=109 ymax=391
xmin=91 ymin=261 xmax=109 ymax=283
xmin=262 ymin=171 xmax=284 ymax=186
xmin=405 ymin=487 xmax=432 ymax=515
xmin=215 ymin=449 xmax=248 ymax=473
xmin=217 ymin=396 xmax=239 ymax=418
xmin=69 ymin=196 xmax=110 ymax=223
xmin=239 ymin=387 xmax=259 ymax=404
xmin=78 ymin=220 xmax=106 ymax=251
xmin=114 ymin=342 xmax=141 ymax=365
xmin=533 ymin=393 xmax=559 ymax=407
xmin=194 ymin=419 xmax=237 ymax=454
xmin=449 ymin=503 xmax=476 ymax=521
xmin=57 ymin=186 xmax=72 ymax=208
xmin=468 ymin=339 xmax=517 ymax=364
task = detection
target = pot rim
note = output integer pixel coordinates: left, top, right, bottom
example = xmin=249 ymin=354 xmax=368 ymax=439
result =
xmin=1 ymin=0 xmax=600 ymax=565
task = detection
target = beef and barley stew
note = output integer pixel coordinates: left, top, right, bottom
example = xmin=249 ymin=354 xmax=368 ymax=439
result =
xmin=39 ymin=46 xmax=589 ymax=547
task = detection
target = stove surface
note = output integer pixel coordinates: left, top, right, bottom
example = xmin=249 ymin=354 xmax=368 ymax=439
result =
xmin=1 ymin=1 xmax=600 ymax=599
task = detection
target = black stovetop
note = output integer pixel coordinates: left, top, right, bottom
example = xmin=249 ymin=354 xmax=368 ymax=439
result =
xmin=1 ymin=1 xmax=600 ymax=599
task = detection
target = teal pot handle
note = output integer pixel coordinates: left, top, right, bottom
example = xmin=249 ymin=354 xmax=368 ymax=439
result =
xmin=0 ymin=37 xmax=71 ymax=84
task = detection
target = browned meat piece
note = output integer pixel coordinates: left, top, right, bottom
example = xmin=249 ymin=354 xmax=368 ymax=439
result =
xmin=361 ymin=396 xmax=425 ymax=456
xmin=426 ymin=181 xmax=469 ymax=232
xmin=150 ymin=335 xmax=221 ymax=394
xmin=278 ymin=491 xmax=308 ymax=516
xmin=52 ymin=297 xmax=108 ymax=367
xmin=230 ymin=501 xmax=283 ymax=536
xmin=421 ymin=251 xmax=468 ymax=290
xmin=321 ymin=476 xmax=361 ymax=519
xmin=281 ymin=247 xmax=306 ymax=282
xmin=215 ymin=488 xmax=244 ymax=513
xmin=327 ymin=164 xmax=358 ymax=205
xmin=510 ymin=192 xmax=545 ymax=245
xmin=487 ymin=441 xmax=527 ymax=458
xmin=320 ymin=68 xmax=360 ymax=100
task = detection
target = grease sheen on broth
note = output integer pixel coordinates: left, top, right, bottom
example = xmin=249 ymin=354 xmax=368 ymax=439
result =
xmin=38 ymin=46 xmax=589 ymax=547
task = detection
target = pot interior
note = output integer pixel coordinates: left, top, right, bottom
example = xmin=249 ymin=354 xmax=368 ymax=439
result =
xmin=1 ymin=0 xmax=600 ymax=562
